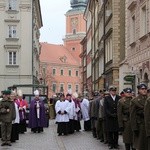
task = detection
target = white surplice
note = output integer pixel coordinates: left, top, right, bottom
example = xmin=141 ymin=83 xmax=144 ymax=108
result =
xmin=55 ymin=100 xmax=69 ymax=122
xmin=80 ymin=98 xmax=90 ymax=121
xmin=67 ymin=100 xmax=76 ymax=120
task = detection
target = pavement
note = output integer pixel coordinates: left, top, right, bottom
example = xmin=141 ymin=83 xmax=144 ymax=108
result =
xmin=1 ymin=120 xmax=125 ymax=150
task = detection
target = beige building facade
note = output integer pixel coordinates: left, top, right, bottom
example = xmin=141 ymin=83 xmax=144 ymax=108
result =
xmin=126 ymin=0 xmax=150 ymax=92
xmin=0 ymin=0 xmax=42 ymax=93
xmin=82 ymin=0 xmax=125 ymax=93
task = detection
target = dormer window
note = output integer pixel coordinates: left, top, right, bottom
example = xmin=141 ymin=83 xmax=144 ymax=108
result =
xmin=60 ymin=55 xmax=67 ymax=63
xmin=72 ymin=47 xmax=76 ymax=51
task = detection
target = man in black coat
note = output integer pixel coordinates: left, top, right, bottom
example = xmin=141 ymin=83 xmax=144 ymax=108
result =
xmin=104 ymin=85 xmax=121 ymax=149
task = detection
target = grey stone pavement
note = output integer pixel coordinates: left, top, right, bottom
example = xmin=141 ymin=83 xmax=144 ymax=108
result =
xmin=1 ymin=120 xmax=125 ymax=150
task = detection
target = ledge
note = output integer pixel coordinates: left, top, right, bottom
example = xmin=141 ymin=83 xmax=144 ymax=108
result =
xmin=129 ymin=41 xmax=136 ymax=47
xmin=128 ymin=1 xmax=137 ymax=10
xmin=139 ymin=34 xmax=148 ymax=41
xmin=6 ymin=10 xmax=19 ymax=14
xmin=5 ymin=19 xmax=20 ymax=23
xmin=6 ymin=38 xmax=19 ymax=41
xmin=4 ymin=44 xmax=21 ymax=49
xmin=6 ymin=65 xmax=19 ymax=68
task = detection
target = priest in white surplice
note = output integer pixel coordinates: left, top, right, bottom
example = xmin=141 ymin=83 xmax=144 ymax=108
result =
xmin=55 ymin=93 xmax=69 ymax=136
xmin=66 ymin=93 xmax=76 ymax=134
xmin=80 ymin=96 xmax=91 ymax=131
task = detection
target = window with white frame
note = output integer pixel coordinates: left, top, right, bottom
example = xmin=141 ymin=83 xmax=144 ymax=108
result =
xmin=60 ymin=83 xmax=64 ymax=92
xmin=140 ymin=5 xmax=147 ymax=36
xmin=60 ymin=69 xmax=64 ymax=76
xmin=8 ymin=51 xmax=16 ymax=65
xmin=68 ymin=69 xmax=72 ymax=76
xmin=105 ymin=36 xmax=112 ymax=63
xmin=68 ymin=84 xmax=72 ymax=90
xmin=75 ymin=70 xmax=79 ymax=77
xmin=130 ymin=14 xmax=136 ymax=43
xmin=52 ymin=83 xmax=56 ymax=93
xmin=8 ymin=0 xmax=17 ymax=10
xmin=75 ymin=84 xmax=79 ymax=93
xmin=52 ymin=68 xmax=56 ymax=75
xmin=8 ymin=25 xmax=16 ymax=38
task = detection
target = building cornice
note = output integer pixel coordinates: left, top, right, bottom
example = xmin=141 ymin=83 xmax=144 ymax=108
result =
xmin=35 ymin=0 xmax=43 ymax=28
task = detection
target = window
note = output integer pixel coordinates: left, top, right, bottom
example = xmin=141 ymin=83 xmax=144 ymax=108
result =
xmin=140 ymin=5 xmax=147 ymax=36
xmin=73 ymin=29 xmax=76 ymax=34
xmin=130 ymin=15 xmax=136 ymax=43
xmin=68 ymin=84 xmax=72 ymax=90
xmin=43 ymin=68 xmax=46 ymax=74
xmin=8 ymin=0 xmax=17 ymax=10
xmin=52 ymin=83 xmax=56 ymax=93
xmin=60 ymin=69 xmax=63 ymax=76
xmin=68 ymin=70 xmax=72 ymax=76
xmin=76 ymin=70 xmax=79 ymax=77
xmin=75 ymin=84 xmax=79 ymax=93
xmin=8 ymin=25 xmax=16 ymax=38
xmin=72 ymin=47 xmax=75 ymax=51
xmin=60 ymin=83 xmax=64 ymax=92
xmin=8 ymin=51 xmax=16 ymax=65
xmin=52 ymin=68 xmax=56 ymax=75
xmin=105 ymin=36 xmax=112 ymax=63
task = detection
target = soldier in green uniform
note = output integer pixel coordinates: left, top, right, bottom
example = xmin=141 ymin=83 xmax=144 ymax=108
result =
xmin=144 ymin=90 xmax=150 ymax=150
xmin=117 ymin=88 xmax=134 ymax=150
xmin=130 ymin=83 xmax=148 ymax=150
xmin=0 ymin=90 xmax=16 ymax=146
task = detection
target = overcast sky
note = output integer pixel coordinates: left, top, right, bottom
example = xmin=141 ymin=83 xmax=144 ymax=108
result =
xmin=39 ymin=0 xmax=71 ymax=44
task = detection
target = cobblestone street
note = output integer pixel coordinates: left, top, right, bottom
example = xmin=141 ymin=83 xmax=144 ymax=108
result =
xmin=1 ymin=120 xmax=125 ymax=150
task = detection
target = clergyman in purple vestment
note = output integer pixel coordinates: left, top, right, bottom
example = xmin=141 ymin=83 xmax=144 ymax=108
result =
xmin=28 ymin=90 xmax=47 ymax=133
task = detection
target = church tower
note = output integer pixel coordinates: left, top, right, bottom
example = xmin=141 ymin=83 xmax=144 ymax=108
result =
xmin=63 ymin=0 xmax=87 ymax=62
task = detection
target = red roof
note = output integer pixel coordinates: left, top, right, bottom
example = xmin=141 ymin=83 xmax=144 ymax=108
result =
xmin=40 ymin=42 xmax=79 ymax=66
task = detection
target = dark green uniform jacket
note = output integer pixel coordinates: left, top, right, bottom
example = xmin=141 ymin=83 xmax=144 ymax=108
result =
xmin=0 ymin=98 xmax=16 ymax=122
xmin=117 ymin=97 xmax=133 ymax=144
xmin=130 ymin=95 xmax=148 ymax=150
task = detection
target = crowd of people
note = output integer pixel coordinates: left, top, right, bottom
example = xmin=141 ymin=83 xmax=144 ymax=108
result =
xmin=0 ymin=89 xmax=47 ymax=146
xmin=53 ymin=83 xmax=150 ymax=150
xmin=0 ymin=83 xmax=150 ymax=150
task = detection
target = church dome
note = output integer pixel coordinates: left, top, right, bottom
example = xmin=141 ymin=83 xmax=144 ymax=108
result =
xmin=70 ymin=0 xmax=88 ymax=9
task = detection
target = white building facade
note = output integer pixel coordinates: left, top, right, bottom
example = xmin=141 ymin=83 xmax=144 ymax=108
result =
xmin=0 ymin=0 xmax=42 ymax=93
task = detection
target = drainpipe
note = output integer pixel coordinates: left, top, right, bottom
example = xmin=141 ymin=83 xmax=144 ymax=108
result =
xmin=103 ymin=2 xmax=106 ymax=89
xmin=32 ymin=0 xmax=34 ymax=93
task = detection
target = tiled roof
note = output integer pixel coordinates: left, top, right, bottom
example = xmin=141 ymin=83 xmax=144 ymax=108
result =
xmin=40 ymin=42 xmax=79 ymax=66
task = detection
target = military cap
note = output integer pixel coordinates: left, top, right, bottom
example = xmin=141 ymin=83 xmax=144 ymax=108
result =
xmin=92 ymin=91 xmax=99 ymax=96
xmin=66 ymin=93 xmax=72 ymax=97
xmin=109 ymin=85 xmax=117 ymax=91
xmin=3 ymin=90 xmax=11 ymax=95
xmin=137 ymin=83 xmax=147 ymax=89
xmin=104 ymin=91 xmax=109 ymax=95
xmin=123 ymin=88 xmax=132 ymax=93
xmin=78 ymin=93 xmax=83 ymax=98
xmin=60 ymin=93 xmax=65 ymax=97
